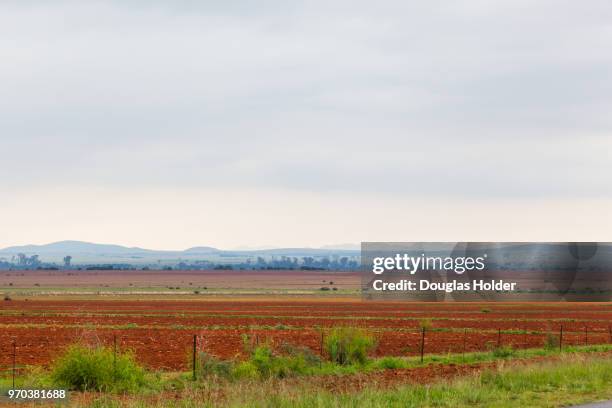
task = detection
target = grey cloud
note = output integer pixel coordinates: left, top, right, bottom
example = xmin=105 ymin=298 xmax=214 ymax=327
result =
xmin=1 ymin=0 xmax=611 ymax=198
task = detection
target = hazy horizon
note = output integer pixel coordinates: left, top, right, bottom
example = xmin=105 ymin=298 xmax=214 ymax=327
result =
xmin=0 ymin=239 xmax=360 ymax=252
xmin=2 ymin=1 xmax=611 ymax=249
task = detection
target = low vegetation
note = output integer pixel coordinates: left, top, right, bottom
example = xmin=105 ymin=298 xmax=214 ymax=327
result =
xmin=544 ymin=332 xmax=561 ymax=351
xmin=324 ymin=327 xmax=376 ymax=365
xmin=50 ymin=344 xmax=146 ymax=392
xmin=72 ymin=354 xmax=612 ymax=407
xmin=5 ymin=340 xmax=612 ymax=389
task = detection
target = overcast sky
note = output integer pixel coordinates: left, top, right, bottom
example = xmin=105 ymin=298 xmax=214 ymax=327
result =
xmin=1 ymin=0 xmax=611 ymax=250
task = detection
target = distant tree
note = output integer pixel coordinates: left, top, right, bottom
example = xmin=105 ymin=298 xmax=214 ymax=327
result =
xmin=63 ymin=256 xmax=72 ymax=268
xmin=302 ymin=257 xmax=314 ymax=266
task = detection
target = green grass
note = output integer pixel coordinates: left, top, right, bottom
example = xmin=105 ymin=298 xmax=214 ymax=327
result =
xmin=279 ymin=355 xmax=612 ymax=408
xmin=0 ymin=338 xmax=612 ymax=407
xmin=65 ymin=353 xmax=612 ymax=407
xmin=394 ymin=343 xmax=612 ymax=369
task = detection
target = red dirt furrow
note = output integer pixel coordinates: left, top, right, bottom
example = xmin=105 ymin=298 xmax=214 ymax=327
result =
xmin=0 ymin=326 xmax=609 ymax=371
xmin=1 ymin=299 xmax=611 ymax=371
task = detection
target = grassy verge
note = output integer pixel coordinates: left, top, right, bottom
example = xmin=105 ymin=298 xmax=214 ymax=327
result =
xmin=70 ymin=353 xmax=612 ymax=407
xmin=372 ymin=343 xmax=612 ymax=370
xmin=3 ymin=343 xmax=612 ymax=390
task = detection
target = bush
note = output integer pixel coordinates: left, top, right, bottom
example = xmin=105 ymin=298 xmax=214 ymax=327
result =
xmin=280 ymin=342 xmax=321 ymax=366
xmin=544 ymin=332 xmax=560 ymax=351
xmin=324 ymin=327 xmax=376 ymax=365
xmin=51 ymin=344 xmax=146 ymax=392
xmin=229 ymin=345 xmax=293 ymax=379
xmin=196 ymin=352 xmax=233 ymax=379
xmin=231 ymin=338 xmax=322 ymax=379
xmin=492 ymin=345 xmax=515 ymax=358
xmin=250 ymin=345 xmax=275 ymax=378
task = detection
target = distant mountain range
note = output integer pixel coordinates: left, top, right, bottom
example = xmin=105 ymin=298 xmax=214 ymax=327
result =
xmin=1 ymin=241 xmax=156 ymax=255
xmin=0 ymin=240 xmax=360 ymax=265
xmin=2 ymin=241 xmax=611 ymax=268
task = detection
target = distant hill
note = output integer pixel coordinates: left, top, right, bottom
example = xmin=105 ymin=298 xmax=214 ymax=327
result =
xmin=0 ymin=240 xmax=154 ymax=254
xmin=0 ymin=240 xmax=359 ymax=265
xmin=183 ymin=246 xmax=221 ymax=254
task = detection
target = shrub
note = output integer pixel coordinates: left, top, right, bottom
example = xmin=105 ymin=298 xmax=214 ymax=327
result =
xmin=232 ymin=344 xmax=287 ymax=379
xmin=280 ymin=342 xmax=320 ymax=366
xmin=51 ymin=344 xmax=146 ymax=392
xmin=544 ymin=332 xmax=560 ymax=351
xmin=3 ymin=294 xmax=11 ymax=301
xmin=492 ymin=345 xmax=515 ymax=358
xmin=324 ymin=327 xmax=376 ymax=365
xmin=196 ymin=352 xmax=232 ymax=379
xmin=481 ymin=308 xmax=491 ymax=313
xmin=250 ymin=345 xmax=275 ymax=378
xmin=233 ymin=338 xmax=321 ymax=379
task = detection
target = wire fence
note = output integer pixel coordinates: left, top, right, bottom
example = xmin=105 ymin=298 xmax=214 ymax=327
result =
xmin=2 ymin=324 xmax=612 ymax=381
xmin=0 ymin=342 xmax=26 ymax=388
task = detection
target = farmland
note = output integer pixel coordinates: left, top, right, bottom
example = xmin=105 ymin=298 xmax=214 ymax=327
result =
xmin=0 ymin=269 xmax=360 ymax=293
xmin=2 ymin=269 xmax=612 ymax=407
xmin=2 ymin=297 xmax=612 ymax=371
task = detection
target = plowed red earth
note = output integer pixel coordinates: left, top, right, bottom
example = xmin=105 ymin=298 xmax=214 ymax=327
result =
xmin=1 ymin=299 xmax=611 ymax=371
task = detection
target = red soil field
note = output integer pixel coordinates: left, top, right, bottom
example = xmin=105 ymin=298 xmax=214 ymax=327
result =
xmin=1 ymin=299 xmax=612 ymax=372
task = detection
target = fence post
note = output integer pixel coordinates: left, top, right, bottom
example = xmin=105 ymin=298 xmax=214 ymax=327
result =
xmin=524 ymin=326 xmax=527 ymax=348
xmin=12 ymin=341 xmax=16 ymax=389
xmin=192 ymin=334 xmax=197 ymax=381
xmin=497 ymin=328 xmax=501 ymax=348
xmin=609 ymin=326 xmax=611 ymax=343
xmin=585 ymin=326 xmax=588 ymax=346
xmin=559 ymin=325 xmax=563 ymax=352
xmin=420 ymin=327 xmax=425 ymax=363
